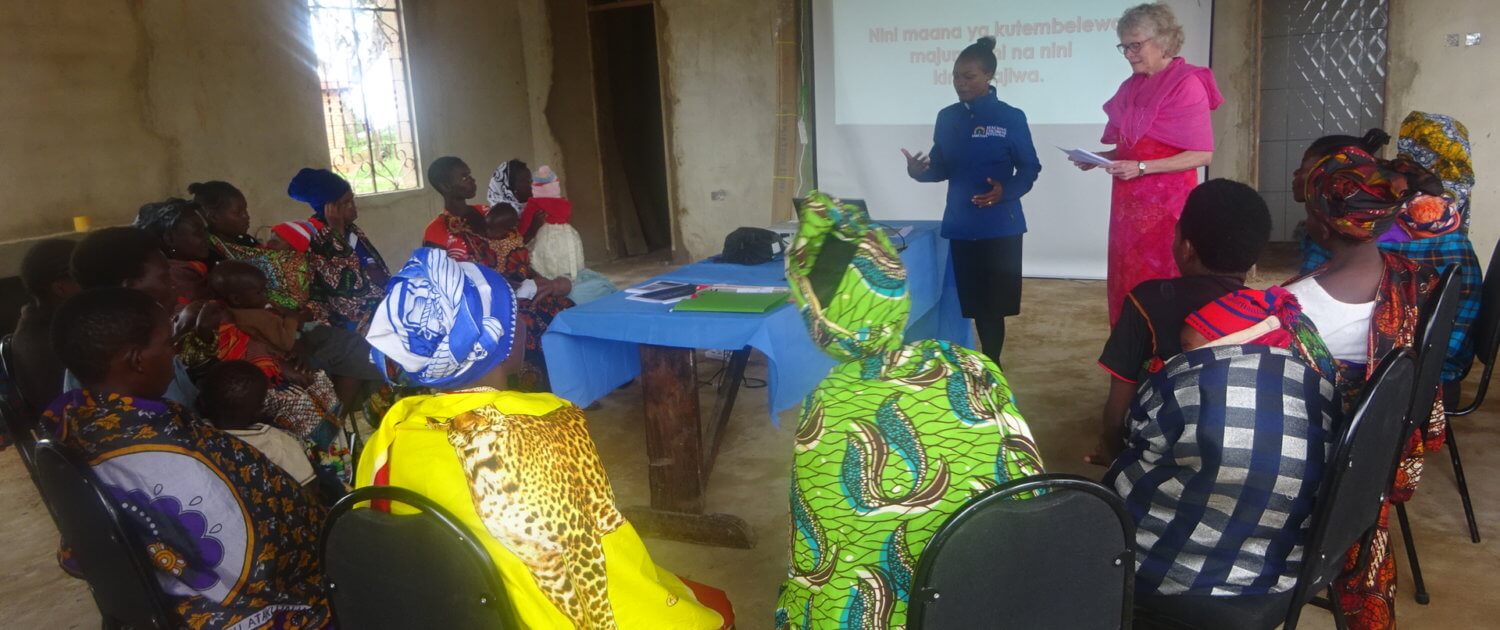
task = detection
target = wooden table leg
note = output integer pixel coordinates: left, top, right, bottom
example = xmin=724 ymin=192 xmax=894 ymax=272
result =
xmin=703 ymin=347 xmax=752 ymax=476
xmin=625 ymin=344 xmax=755 ymax=548
xmin=639 ymin=345 xmax=706 ymax=513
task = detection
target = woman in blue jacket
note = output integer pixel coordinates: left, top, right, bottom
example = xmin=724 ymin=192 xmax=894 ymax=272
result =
xmin=902 ymin=36 xmax=1041 ymax=365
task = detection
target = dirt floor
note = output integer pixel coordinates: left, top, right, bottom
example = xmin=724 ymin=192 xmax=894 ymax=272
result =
xmin=3 ymin=246 xmax=1498 ymax=628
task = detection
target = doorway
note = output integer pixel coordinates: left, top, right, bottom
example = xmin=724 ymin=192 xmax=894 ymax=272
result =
xmin=589 ymin=0 xmax=673 ymax=256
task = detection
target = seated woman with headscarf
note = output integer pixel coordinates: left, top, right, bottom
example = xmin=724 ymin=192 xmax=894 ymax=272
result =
xmin=270 ymin=168 xmax=390 ymax=334
xmin=191 ymin=180 xmax=313 ymax=311
xmin=44 ymin=287 xmax=332 ymax=628
xmin=360 ymin=247 xmax=734 ymax=629
xmin=134 ymin=198 xmax=216 ymax=308
xmin=186 ymin=179 xmax=382 ymax=408
xmin=10 ymin=239 xmax=80 ymax=417
xmin=775 ymin=193 xmax=1044 ymax=628
xmin=521 ymin=165 xmax=618 ymax=305
xmin=1300 ymin=114 xmax=1482 ymax=408
xmin=1288 ymin=138 xmax=1443 ymax=630
xmin=129 ymin=196 xmax=357 ymax=494
xmin=69 ymin=227 xmax=207 ymax=405
xmin=421 ymin=156 xmax=575 ymax=390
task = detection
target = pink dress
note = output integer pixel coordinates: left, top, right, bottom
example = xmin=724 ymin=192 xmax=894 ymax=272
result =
xmin=1107 ymin=137 xmax=1198 ymax=323
xmin=1102 ymin=57 xmax=1223 ymax=324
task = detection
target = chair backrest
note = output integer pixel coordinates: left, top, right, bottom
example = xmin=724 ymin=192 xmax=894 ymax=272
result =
xmin=908 ymin=474 xmax=1133 ymax=630
xmin=1410 ymin=265 xmax=1462 ymax=426
xmin=1286 ymin=349 xmax=1415 ymax=626
xmin=31 ymin=440 xmax=178 ymax=629
xmin=1469 ymin=236 xmax=1500 ymax=370
xmin=321 ymin=485 xmax=516 ymax=630
xmin=0 ymin=386 xmax=39 ymax=482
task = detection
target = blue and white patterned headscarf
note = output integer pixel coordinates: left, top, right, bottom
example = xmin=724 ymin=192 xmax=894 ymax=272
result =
xmin=366 ymin=248 xmax=517 ymax=388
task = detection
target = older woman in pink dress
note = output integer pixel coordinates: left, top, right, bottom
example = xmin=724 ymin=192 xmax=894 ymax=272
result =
xmin=1073 ymin=3 xmax=1222 ymax=324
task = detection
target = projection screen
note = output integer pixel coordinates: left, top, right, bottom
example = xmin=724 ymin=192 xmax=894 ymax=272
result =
xmin=810 ymin=0 xmax=1215 ymax=279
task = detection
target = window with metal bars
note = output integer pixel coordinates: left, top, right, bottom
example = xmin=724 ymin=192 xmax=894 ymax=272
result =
xmin=308 ymin=0 xmax=421 ymax=195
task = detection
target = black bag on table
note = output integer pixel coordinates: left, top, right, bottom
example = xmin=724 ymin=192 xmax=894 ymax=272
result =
xmin=720 ymin=227 xmax=784 ymax=265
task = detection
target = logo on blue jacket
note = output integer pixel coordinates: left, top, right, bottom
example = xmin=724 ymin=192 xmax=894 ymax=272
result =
xmin=972 ymin=125 xmax=1007 ymax=138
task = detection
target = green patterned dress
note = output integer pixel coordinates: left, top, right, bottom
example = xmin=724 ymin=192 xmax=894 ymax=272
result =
xmin=775 ymin=193 xmax=1045 ymax=629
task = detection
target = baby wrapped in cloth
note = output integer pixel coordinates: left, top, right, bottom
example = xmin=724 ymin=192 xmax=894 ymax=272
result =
xmin=522 ymin=165 xmax=618 ymax=304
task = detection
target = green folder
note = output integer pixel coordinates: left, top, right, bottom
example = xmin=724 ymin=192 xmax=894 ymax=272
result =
xmin=672 ymin=289 xmax=790 ymax=314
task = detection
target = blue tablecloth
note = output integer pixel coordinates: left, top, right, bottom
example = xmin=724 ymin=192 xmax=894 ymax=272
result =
xmin=541 ymin=222 xmax=973 ymax=420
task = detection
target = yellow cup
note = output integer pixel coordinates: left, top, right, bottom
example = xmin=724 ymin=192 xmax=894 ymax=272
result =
xmin=73 ymin=216 xmax=91 ymax=232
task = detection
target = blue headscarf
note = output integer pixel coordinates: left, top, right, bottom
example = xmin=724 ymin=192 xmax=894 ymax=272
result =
xmin=366 ymin=248 xmax=517 ymax=389
xmin=287 ymin=168 xmax=353 ymax=219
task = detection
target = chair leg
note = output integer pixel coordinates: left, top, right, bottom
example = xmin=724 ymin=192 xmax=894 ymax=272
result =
xmin=1446 ymin=422 xmax=1481 ymax=543
xmin=1327 ymin=586 xmax=1350 ymax=630
xmin=1395 ymin=503 xmax=1430 ymax=605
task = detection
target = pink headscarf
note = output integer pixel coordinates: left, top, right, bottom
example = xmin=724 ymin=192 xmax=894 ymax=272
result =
xmin=1101 ymin=57 xmax=1223 ymax=151
xmin=531 ymin=165 xmax=562 ymax=199
xmin=519 ymin=165 xmax=571 ymax=235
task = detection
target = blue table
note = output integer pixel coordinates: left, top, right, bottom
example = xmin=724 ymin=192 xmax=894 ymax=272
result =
xmin=541 ymin=222 xmax=972 ymax=546
xmin=544 ymin=222 xmax=971 ymax=414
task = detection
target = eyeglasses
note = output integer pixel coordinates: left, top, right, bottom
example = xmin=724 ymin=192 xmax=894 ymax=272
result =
xmin=1116 ymin=39 xmax=1151 ymax=54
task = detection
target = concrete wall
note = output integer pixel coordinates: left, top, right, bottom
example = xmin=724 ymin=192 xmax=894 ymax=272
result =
xmin=1387 ymin=0 xmax=1500 ymax=265
xmin=1209 ymin=0 xmax=1259 ymax=186
xmin=0 ymin=1 xmax=176 ymax=243
xmin=658 ymin=0 xmax=781 ymax=260
xmin=537 ymin=0 xmax=613 ymax=261
xmin=16 ymin=0 xmax=1494 ymax=272
xmin=0 ymin=0 xmax=533 ymax=273
xmin=526 ymin=0 xmax=781 ymax=261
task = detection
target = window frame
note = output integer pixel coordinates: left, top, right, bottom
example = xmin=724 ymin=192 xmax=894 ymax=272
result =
xmin=307 ymin=0 xmax=423 ymax=197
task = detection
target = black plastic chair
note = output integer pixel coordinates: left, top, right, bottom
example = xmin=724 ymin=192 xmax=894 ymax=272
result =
xmin=321 ymin=485 xmax=517 ymax=629
xmin=1395 ymin=264 xmax=1462 ymax=605
xmin=907 ymin=473 xmax=1134 ymax=630
xmin=0 ymin=384 xmax=39 ymax=485
xmin=0 ymin=334 xmax=42 ymax=470
xmin=1136 ymin=348 xmax=1417 ymax=630
xmin=1444 ymin=239 xmax=1500 ymax=545
xmin=31 ymin=440 xmax=179 ymax=629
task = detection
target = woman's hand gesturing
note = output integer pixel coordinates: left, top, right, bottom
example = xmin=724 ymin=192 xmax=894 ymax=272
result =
xmin=970 ymin=178 xmax=1005 ymax=208
xmin=901 ymin=149 xmax=931 ymax=179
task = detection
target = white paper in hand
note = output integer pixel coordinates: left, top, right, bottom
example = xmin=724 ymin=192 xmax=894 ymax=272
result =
xmin=1057 ymin=146 xmax=1113 ymax=166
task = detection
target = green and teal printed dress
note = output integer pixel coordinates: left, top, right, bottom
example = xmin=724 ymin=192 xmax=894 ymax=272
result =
xmin=775 ymin=192 xmax=1045 ymax=629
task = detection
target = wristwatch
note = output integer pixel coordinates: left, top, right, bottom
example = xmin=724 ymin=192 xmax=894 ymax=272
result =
xmin=1137 ymin=161 xmax=1147 ymax=176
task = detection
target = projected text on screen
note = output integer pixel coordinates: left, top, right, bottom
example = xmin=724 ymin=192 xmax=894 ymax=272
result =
xmin=833 ymin=0 xmax=1142 ymax=126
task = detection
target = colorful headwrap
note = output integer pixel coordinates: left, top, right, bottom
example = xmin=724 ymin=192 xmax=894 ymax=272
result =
xmin=786 ymin=191 xmax=908 ymax=361
xmin=288 ymin=168 xmax=353 ymax=218
xmin=133 ymin=198 xmax=203 ymax=247
xmin=1397 ymin=193 xmax=1462 ymax=240
xmin=1302 ymin=146 xmax=1435 ymax=243
xmin=1398 ymin=111 xmax=1475 ymax=228
xmin=366 ymin=247 xmax=517 ymax=388
xmin=486 ymin=160 xmax=522 ymax=210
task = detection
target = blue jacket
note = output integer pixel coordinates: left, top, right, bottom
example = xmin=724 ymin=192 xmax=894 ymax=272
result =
xmin=916 ymin=88 xmax=1041 ymax=240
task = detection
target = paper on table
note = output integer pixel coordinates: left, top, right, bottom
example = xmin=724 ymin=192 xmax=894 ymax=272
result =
xmin=1057 ymin=146 xmax=1113 ymax=166
xmin=625 ymin=280 xmax=690 ymax=294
